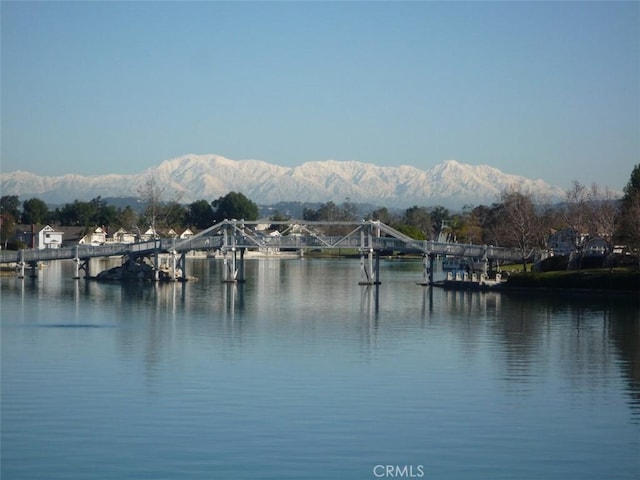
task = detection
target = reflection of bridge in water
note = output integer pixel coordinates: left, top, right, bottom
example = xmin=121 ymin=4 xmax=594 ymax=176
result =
xmin=1 ymin=220 xmax=524 ymax=284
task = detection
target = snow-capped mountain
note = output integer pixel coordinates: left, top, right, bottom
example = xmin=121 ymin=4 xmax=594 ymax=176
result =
xmin=0 ymin=154 xmax=565 ymax=208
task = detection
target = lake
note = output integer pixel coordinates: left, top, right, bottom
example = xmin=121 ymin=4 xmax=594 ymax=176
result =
xmin=1 ymin=257 xmax=638 ymax=479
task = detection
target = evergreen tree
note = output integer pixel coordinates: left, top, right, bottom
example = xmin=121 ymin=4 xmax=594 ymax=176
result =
xmin=212 ymin=192 xmax=259 ymax=222
xmin=187 ymin=200 xmax=216 ymax=229
xmin=1 ymin=195 xmax=21 ymax=219
xmin=21 ymin=198 xmax=49 ymax=225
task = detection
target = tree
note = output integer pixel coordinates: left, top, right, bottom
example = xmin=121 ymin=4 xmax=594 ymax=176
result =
xmin=429 ymin=206 xmax=450 ymax=240
xmin=164 ymin=201 xmax=187 ymax=229
xmin=1 ymin=195 xmax=20 ymax=219
xmin=470 ymin=204 xmax=502 ymax=245
xmin=303 ymin=201 xmax=358 ymax=223
xmin=137 ymin=174 xmax=184 ymax=232
xmin=55 ymin=200 xmax=95 ymax=226
xmin=0 ymin=195 xmax=20 ymax=248
xmin=616 ymin=164 xmax=640 ymax=252
xmin=622 ymin=164 xmax=640 ymax=204
xmin=269 ymin=211 xmax=291 ymax=233
xmin=561 ymin=181 xmax=592 ymax=269
xmin=395 ymin=224 xmax=426 ymax=240
xmin=496 ymin=187 xmax=540 ymax=271
xmin=585 ymin=183 xmax=618 ymax=253
xmin=187 ymin=200 xmax=216 ymax=229
xmin=91 ymin=196 xmax=119 ymax=227
xmin=21 ymin=198 xmax=49 ymax=225
xmin=619 ymin=191 xmax=640 ymax=253
xmin=401 ymin=206 xmax=431 ymax=239
xmin=367 ymin=207 xmax=397 ymax=226
xmin=212 ymin=192 xmax=259 ymax=222
xmin=302 ymin=201 xmax=356 ymax=234
xmin=117 ymin=206 xmax=138 ymax=231
xmin=448 ymin=213 xmax=468 ymax=243
xmin=138 ymin=175 xmax=166 ymax=233
xmin=303 ymin=201 xmax=340 ymax=221
xmin=457 ymin=205 xmax=483 ymax=244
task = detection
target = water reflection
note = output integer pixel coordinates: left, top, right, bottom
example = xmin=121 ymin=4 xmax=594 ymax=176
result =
xmin=3 ymin=258 xmax=639 ymax=422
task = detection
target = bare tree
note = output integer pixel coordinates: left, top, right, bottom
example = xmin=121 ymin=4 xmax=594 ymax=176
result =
xmin=137 ymin=174 xmax=184 ymax=236
xmin=137 ymin=175 xmax=165 ymax=237
xmin=561 ymin=181 xmax=590 ymax=269
xmin=497 ymin=186 xmax=540 ymax=271
xmin=586 ymin=183 xmax=618 ymax=253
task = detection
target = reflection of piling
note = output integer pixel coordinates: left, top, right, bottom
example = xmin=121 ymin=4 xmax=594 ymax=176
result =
xmin=358 ymin=249 xmax=380 ymax=285
xmin=28 ymin=261 xmax=38 ymax=278
xmin=358 ymin=226 xmax=380 ymax=286
xmin=16 ymin=250 xmax=25 ymax=278
xmin=418 ymin=253 xmax=436 ymax=286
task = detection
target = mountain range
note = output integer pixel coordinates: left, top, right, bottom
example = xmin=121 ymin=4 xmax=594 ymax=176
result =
xmin=1 ymin=154 xmax=566 ymax=209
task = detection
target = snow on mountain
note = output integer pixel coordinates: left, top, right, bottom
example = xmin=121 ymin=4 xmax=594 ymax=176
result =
xmin=0 ymin=154 xmax=565 ymax=208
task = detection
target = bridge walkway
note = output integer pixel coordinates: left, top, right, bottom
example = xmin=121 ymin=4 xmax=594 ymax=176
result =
xmin=0 ymin=220 xmax=526 ymax=284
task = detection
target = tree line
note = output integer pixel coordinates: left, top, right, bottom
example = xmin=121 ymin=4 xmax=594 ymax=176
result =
xmin=0 ymin=188 xmax=260 ymax=249
xmin=1 ymin=166 xmax=638 ymax=261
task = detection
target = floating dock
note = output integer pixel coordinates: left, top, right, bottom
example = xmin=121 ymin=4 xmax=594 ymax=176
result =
xmin=435 ymin=271 xmax=505 ymax=291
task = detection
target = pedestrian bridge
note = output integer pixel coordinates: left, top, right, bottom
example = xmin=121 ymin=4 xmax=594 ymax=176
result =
xmin=1 ymin=219 xmax=525 ymax=284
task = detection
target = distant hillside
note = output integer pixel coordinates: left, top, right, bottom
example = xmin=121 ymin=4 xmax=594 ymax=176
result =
xmin=1 ymin=154 xmax=566 ymax=209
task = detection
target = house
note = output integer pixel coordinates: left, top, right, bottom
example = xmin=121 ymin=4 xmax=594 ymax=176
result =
xmin=547 ymin=228 xmax=581 ymax=256
xmin=14 ymin=224 xmax=65 ymax=249
xmin=111 ymin=228 xmax=137 ymax=244
xmin=79 ymin=226 xmax=107 ymax=246
xmin=38 ymin=225 xmax=64 ymax=249
xmin=547 ymin=228 xmax=611 ymax=258
xmin=58 ymin=226 xmax=86 ymax=247
xmin=140 ymin=227 xmax=158 ymax=241
xmin=179 ymin=228 xmax=194 ymax=240
xmin=14 ymin=225 xmax=37 ymax=248
xmin=584 ymin=236 xmax=608 ymax=256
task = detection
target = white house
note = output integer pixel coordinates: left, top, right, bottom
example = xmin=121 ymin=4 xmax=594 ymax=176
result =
xmin=179 ymin=228 xmax=194 ymax=239
xmin=38 ymin=225 xmax=64 ymax=249
xmin=79 ymin=226 xmax=107 ymax=246
xmin=140 ymin=227 xmax=158 ymax=241
xmin=111 ymin=228 xmax=137 ymax=244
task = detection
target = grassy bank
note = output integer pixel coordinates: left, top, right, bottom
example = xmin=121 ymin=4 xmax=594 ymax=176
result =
xmin=504 ymin=267 xmax=639 ymax=293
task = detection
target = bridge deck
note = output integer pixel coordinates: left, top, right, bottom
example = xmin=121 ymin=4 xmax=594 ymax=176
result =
xmin=0 ymin=220 xmax=525 ymax=265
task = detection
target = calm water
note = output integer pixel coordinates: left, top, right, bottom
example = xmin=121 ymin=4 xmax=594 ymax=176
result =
xmin=1 ymin=258 xmax=639 ymax=480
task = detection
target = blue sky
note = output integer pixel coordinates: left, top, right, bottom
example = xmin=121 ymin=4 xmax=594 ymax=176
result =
xmin=1 ymin=1 xmax=638 ymax=190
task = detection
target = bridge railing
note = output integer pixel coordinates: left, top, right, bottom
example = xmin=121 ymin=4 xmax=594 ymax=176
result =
xmin=0 ymin=219 xmax=528 ymax=265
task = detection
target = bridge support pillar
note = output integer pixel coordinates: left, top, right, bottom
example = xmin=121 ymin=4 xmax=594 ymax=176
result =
xmin=16 ymin=262 xmax=25 ymax=279
xmin=153 ymin=252 xmax=160 ymax=282
xmin=73 ymin=258 xmax=79 ymax=279
xmin=418 ymin=253 xmax=436 ymax=286
xmin=73 ymin=258 xmax=90 ymax=279
xmin=16 ymin=250 xmax=25 ymax=278
xmin=72 ymin=246 xmax=91 ymax=280
xmin=222 ymin=248 xmax=246 ymax=283
xmin=238 ymin=248 xmax=245 ymax=283
xmin=359 ymin=249 xmax=380 ymax=285
xmin=171 ymin=251 xmax=186 ymax=282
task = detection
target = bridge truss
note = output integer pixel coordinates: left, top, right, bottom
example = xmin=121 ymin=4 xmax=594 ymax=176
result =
xmin=1 ymin=220 xmax=526 ymax=284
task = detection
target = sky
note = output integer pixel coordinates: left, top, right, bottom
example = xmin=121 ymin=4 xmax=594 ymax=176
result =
xmin=1 ymin=1 xmax=638 ymax=190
